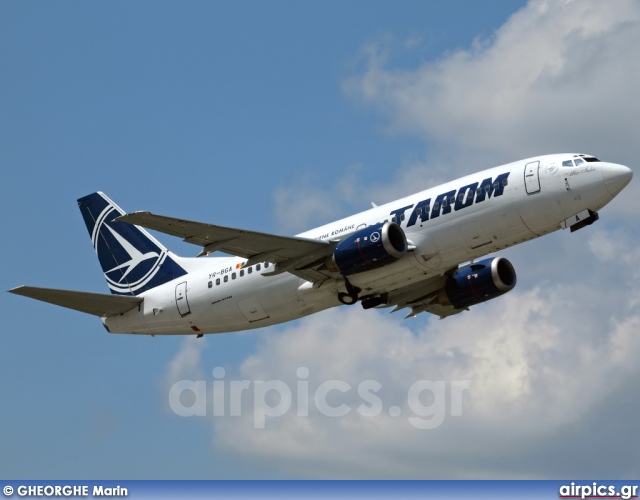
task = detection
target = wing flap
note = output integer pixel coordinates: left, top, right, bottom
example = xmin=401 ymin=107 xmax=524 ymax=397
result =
xmin=384 ymin=271 xmax=463 ymax=319
xmin=116 ymin=212 xmax=332 ymax=263
xmin=9 ymin=286 xmax=143 ymax=317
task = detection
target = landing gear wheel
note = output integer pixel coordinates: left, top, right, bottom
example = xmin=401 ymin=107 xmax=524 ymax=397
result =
xmin=338 ymin=292 xmax=358 ymax=305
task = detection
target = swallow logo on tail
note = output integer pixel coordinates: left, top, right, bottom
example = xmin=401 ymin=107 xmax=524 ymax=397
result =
xmin=79 ymin=192 xmax=186 ymax=296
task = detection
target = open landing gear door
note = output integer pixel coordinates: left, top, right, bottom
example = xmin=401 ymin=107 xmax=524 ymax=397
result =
xmin=561 ymin=209 xmax=599 ymax=233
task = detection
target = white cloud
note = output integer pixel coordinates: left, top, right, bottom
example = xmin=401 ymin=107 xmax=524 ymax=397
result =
xmin=210 ymin=264 xmax=640 ymax=477
xmin=204 ymin=222 xmax=640 ymax=477
xmin=273 ymin=160 xmax=452 ymax=231
xmin=273 ymin=180 xmax=343 ymax=233
xmin=163 ymin=336 xmax=207 ymax=395
xmin=345 ymin=0 xmax=640 ymax=166
xmin=277 ymin=0 xmax=640 ymax=230
xmin=212 ymin=0 xmax=640 ymax=478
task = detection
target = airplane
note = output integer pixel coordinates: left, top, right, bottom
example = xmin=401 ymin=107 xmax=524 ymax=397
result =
xmin=9 ymin=154 xmax=632 ymax=337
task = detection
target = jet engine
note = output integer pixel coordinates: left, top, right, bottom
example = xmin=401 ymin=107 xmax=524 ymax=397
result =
xmin=437 ymin=257 xmax=517 ymax=309
xmin=326 ymin=222 xmax=408 ymax=276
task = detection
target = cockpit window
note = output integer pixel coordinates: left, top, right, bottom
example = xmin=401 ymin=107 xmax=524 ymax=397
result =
xmin=564 ymin=156 xmax=600 ymax=167
xmin=576 ymin=155 xmax=601 ymax=162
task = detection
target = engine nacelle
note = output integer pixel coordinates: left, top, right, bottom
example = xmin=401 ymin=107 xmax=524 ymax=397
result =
xmin=326 ymin=222 xmax=408 ymax=275
xmin=437 ymin=257 xmax=517 ymax=309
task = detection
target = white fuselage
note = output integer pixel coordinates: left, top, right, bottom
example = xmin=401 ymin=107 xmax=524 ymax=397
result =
xmin=103 ymin=154 xmax=630 ymax=335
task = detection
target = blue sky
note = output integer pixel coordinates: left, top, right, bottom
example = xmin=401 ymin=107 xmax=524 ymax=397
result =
xmin=3 ymin=0 xmax=640 ymax=480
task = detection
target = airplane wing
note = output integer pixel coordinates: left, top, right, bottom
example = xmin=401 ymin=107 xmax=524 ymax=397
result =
xmin=8 ymin=286 xmax=143 ymax=317
xmin=116 ymin=212 xmax=337 ymax=282
xmin=384 ymin=270 xmax=464 ymax=319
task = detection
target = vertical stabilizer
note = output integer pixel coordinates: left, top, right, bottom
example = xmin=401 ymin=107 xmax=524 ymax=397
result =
xmin=77 ymin=192 xmax=187 ymax=296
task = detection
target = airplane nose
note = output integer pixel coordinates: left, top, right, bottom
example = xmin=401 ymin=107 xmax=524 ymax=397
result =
xmin=603 ymin=163 xmax=633 ymax=197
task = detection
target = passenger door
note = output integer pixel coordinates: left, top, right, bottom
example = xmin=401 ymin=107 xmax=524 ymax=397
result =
xmin=175 ymin=281 xmax=191 ymax=316
xmin=524 ymin=161 xmax=541 ymax=194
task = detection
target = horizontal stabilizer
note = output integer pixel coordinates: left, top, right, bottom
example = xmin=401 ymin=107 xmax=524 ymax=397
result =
xmin=8 ymin=286 xmax=143 ymax=317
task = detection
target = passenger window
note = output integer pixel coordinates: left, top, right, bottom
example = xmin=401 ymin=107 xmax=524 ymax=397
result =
xmin=574 ymin=158 xmax=584 ymax=166
xmin=240 ymin=269 xmax=244 ymax=277
xmin=485 ymin=185 xmax=490 ymax=193
xmin=442 ymin=198 xmax=447 ymax=207
xmin=502 ymin=179 xmax=508 ymax=187
xmin=224 ymin=275 xmax=228 ymax=283
xmin=562 ymin=160 xmax=574 ymax=167
xmin=248 ymin=267 xmax=253 ymax=274
xmin=433 ymin=202 xmax=440 ymax=210
xmin=256 ymin=264 xmax=261 ymax=271
xmin=232 ymin=272 xmax=236 ymax=280
xmin=493 ymin=182 xmax=499 ymax=190
xmin=416 ymin=207 xmax=422 ymax=215
xmin=265 ymin=262 xmax=270 ymax=268
xmin=458 ymin=193 xmax=464 ymax=202
xmin=476 ymin=187 xmax=482 ymax=195
xmin=208 ymin=281 xmax=212 ymax=288
xmin=391 ymin=216 xmax=397 ymax=223
xmin=216 ymin=278 xmax=220 ymax=285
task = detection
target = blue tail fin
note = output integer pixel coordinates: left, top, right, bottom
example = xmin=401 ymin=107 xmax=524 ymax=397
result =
xmin=77 ymin=192 xmax=187 ymax=296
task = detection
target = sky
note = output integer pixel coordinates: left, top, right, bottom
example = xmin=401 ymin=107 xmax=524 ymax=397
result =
xmin=2 ymin=0 xmax=639 ymax=480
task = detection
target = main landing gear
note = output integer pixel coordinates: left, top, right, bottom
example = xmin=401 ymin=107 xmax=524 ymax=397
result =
xmin=337 ymin=279 xmax=361 ymax=305
xmin=336 ymin=279 xmax=390 ymax=309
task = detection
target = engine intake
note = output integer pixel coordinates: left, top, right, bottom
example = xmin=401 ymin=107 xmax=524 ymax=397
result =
xmin=437 ymin=257 xmax=517 ymax=309
xmin=326 ymin=222 xmax=408 ymax=275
